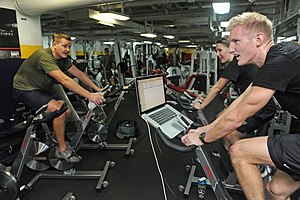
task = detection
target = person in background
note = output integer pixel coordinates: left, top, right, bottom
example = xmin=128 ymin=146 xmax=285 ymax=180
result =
xmin=101 ymin=47 xmax=116 ymax=84
xmin=182 ymin=12 xmax=300 ymax=200
xmin=136 ymin=55 xmax=144 ymax=76
xmin=194 ymin=36 xmax=276 ymax=150
xmin=13 ymin=32 xmax=104 ymax=163
xmin=195 ymin=36 xmax=256 ymax=110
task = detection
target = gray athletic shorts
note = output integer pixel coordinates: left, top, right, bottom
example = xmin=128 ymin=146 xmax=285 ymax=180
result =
xmin=268 ymin=134 xmax=300 ymax=181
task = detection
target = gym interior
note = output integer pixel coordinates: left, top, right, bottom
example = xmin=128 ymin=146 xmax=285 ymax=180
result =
xmin=0 ymin=1 xmax=300 ymax=200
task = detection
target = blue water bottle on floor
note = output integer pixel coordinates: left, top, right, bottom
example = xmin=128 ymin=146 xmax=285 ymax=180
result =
xmin=197 ymin=177 xmax=207 ymax=199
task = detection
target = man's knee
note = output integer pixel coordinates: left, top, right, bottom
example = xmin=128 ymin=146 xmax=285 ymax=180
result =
xmin=49 ymin=100 xmax=69 ymax=121
xmin=229 ymin=141 xmax=245 ymax=165
xmin=266 ymin=181 xmax=288 ymax=200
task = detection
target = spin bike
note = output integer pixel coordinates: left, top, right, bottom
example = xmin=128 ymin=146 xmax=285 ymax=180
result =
xmin=21 ymin=88 xmax=115 ymax=193
xmin=24 ymin=84 xmax=111 ymax=171
xmin=24 ymin=102 xmax=115 ymax=193
xmin=0 ymin=103 xmax=68 ymax=200
xmin=152 ymin=118 xmax=233 ymax=200
xmin=176 ymin=110 xmax=241 ymax=199
xmin=26 ymin=84 xmax=132 ymax=172
xmin=147 ymin=88 xmax=234 ymax=199
xmin=81 ymin=84 xmax=136 ymax=155
xmin=59 ymin=83 xmax=136 ymax=157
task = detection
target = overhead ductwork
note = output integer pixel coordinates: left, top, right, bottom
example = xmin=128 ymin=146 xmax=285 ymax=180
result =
xmin=14 ymin=0 xmax=126 ymax=16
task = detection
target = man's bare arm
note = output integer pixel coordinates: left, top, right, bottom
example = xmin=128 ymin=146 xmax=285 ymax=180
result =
xmin=67 ymin=65 xmax=102 ymax=92
xmin=205 ymin=86 xmax=275 ymax=142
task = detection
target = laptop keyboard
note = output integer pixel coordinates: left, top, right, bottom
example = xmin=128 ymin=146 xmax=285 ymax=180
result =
xmin=149 ymin=107 xmax=176 ymax=125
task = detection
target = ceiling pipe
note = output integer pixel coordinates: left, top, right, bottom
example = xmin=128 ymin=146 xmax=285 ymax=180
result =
xmin=14 ymin=0 xmax=128 ymax=16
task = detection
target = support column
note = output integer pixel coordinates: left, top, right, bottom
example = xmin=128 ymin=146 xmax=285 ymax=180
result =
xmin=114 ymin=40 xmax=125 ymax=86
xmin=128 ymin=42 xmax=137 ymax=78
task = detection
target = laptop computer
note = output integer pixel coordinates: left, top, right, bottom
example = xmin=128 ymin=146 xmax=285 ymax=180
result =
xmin=135 ymin=75 xmax=193 ymax=139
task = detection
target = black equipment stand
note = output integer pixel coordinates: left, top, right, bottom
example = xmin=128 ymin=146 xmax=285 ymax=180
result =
xmin=25 ymin=160 xmax=114 ymax=191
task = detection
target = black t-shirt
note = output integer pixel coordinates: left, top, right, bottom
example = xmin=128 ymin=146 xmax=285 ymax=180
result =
xmin=221 ymin=57 xmax=258 ymax=94
xmin=253 ymin=42 xmax=300 ymax=118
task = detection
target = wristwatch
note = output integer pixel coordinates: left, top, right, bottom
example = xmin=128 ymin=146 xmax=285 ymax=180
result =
xmin=199 ymin=132 xmax=209 ymax=144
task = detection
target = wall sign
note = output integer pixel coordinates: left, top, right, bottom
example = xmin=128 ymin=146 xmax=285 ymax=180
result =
xmin=0 ymin=8 xmax=20 ymax=59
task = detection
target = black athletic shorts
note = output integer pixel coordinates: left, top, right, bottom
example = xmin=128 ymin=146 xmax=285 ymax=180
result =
xmin=12 ymin=88 xmax=61 ymax=111
xmin=268 ymin=134 xmax=300 ymax=181
xmin=237 ymin=100 xmax=276 ymax=133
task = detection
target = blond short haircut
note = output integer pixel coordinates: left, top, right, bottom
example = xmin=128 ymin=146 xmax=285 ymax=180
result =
xmin=227 ymin=12 xmax=273 ymax=41
xmin=53 ymin=32 xmax=71 ymax=43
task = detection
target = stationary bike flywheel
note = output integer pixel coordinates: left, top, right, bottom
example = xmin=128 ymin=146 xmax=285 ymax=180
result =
xmin=48 ymin=147 xmax=73 ymax=171
xmin=25 ymin=141 xmax=50 ymax=171
xmin=0 ymin=170 xmax=18 ymax=200
xmin=86 ymin=122 xmax=108 ymax=143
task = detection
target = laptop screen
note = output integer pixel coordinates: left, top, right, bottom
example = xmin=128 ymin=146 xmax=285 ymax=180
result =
xmin=135 ymin=75 xmax=165 ymax=115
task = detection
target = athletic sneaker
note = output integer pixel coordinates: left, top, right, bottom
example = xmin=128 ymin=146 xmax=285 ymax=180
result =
xmin=55 ymin=145 xmax=82 ymax=163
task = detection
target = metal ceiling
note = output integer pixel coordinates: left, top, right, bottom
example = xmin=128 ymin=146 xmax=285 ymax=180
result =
xmin=37 ymin=0 xmax=283 ymax=46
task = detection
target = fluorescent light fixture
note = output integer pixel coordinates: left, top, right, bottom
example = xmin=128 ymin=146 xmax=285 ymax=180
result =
xmin=98 ymin=11 xmax=130 ymax=21
xmin=140 ymin=33 xmax=157 ymax=38
xmin=98 ymin=20 xmax=115 ymax=27
xmin=155 ymin=42 xmax=161 ymax=46
xmin=70 ymin=36 xmax=76 ymax=41
xmin=185 ymin=45 xmax=198 ymax=48
xmin=212 ymin=2 xmax=230 ymax=14
xmin=178 ymin=40 xmax=190 ymax=43
xmin=103 ymin=41 xmax=114 ymax=45
xmin=143 ymin=41 xmax=153 ymax=44
xmin=220 ymin=21 xmax=229 ymax=28
xmin=221 ymin=31 xmax=230 ymax=37
xmin=164 ymin=35 xmax=175 ymax=39
xmin=89 ymin=9 xmax=129 ymax=26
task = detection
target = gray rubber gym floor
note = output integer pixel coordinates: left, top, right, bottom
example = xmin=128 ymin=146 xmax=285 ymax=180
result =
xmin=18 ymin=89 xmax=300 ymax=200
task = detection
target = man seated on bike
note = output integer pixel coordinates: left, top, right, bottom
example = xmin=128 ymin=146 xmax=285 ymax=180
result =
xmin=12 ymin=32 xmax=104 ymax=163
xmin=182 ymin=12 xmax=300 ymax=200
xmin=194 ymin=36 xmax=276 ymax=150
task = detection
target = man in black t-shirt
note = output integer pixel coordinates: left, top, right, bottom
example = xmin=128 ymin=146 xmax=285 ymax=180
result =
xmin=194 ymin=36 xmax=276 ymax=150
xmin=182 ymin=12 xmax=300 ymax=200
xmin=220 ymin=58 xmax=276 ymax=148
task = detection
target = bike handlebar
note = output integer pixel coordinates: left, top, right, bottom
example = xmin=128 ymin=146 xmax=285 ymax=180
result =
xmin=154 ymin=127 xmax=197 ymax=153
